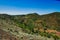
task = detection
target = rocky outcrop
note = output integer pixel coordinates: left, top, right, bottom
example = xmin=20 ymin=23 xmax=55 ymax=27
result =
xmin=0 ymin=29 xmax=19 ymax=40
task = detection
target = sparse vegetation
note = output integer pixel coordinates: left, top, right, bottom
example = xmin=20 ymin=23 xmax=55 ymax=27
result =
xmin=0 ymin=12 xmax=60 ymax=40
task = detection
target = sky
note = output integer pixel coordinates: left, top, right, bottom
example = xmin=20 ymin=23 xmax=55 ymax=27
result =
xmin=0 ymin=0 xmax=60 ymax=15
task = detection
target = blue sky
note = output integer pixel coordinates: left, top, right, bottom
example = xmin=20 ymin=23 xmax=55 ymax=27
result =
xmin=0 ymin=0 xmax=60 ymax=15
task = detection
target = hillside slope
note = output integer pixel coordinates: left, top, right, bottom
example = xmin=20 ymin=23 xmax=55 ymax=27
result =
xmin=0 ymin=12 xmax=60 ymax=40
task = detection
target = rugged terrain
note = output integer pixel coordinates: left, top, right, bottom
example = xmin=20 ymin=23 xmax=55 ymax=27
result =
xmin=0 ymin=12 xmax=60 ymax=40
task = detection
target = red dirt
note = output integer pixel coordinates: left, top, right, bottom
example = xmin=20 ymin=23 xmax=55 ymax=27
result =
xmin=0 ymin=29 xmax=19 ymax=40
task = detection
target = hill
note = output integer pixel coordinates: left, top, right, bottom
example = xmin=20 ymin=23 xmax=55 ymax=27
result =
xmin=0 ymin=12 xmax=60 ymax=40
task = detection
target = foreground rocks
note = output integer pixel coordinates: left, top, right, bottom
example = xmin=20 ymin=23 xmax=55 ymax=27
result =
xmin=0 ymin=28 xmax=55 ymax=40
xmin=0 ymin=29 xmax=19 ymax=40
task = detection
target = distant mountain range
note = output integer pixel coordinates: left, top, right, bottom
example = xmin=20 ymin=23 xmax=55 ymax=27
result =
xmin=0 ymin=12 xmax=60 ymax=40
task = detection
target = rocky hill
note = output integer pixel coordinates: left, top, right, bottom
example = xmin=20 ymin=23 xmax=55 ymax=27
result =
xmin=0 ymin=12 xmax=60 ymax=40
